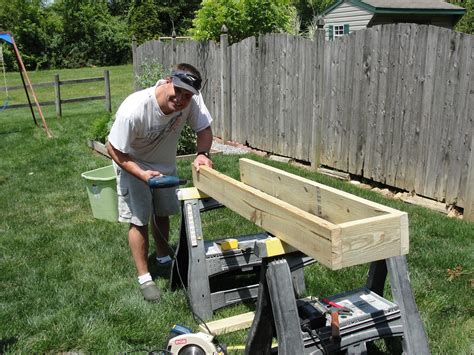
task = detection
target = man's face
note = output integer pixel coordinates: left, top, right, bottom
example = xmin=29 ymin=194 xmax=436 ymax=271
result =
xmin=162 ymin=80 xmax=194 ymax=114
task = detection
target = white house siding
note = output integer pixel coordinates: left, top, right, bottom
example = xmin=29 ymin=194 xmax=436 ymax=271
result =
xmin=323 ymin=1 xmax=373 ymax=40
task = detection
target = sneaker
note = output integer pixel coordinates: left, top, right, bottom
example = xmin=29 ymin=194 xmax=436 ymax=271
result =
xmin=157 ymin=258 xmax=172 ymax=267
xmin=156 ymin=255 xmax=172 ymax=266
xmin=155 ymin=258 xmax=172 ymax=278
xmin=139 ymin=280 xmax=161 ymax=302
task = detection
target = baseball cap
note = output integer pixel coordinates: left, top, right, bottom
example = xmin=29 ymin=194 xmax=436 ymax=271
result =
xmin=171 ymin=70 xmax=202 ymax=95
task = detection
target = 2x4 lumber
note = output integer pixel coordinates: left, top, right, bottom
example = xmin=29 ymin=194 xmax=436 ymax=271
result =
xmin=240 ymin=158 xmax=408 ymax=267
xmin=239 ymin=158 xmax=399 ymax=224
xmin=176 ymin=187 xmax=209 ymax=201
xmin=199 ymin=311 xmax=255 ymax=335
xmin=339 ymin=213 xmax=409 ymax=268
xmin=192 ymin=166 xmax=339 ymax=269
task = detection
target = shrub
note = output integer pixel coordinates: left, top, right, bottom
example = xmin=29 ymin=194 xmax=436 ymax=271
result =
xmin=88 ymin=113 xmax=114 ymax=143
xmin=135 ymin=60 xmax=170 ymax=90
xmin=189 ymin=0 xmax=296 ymax=44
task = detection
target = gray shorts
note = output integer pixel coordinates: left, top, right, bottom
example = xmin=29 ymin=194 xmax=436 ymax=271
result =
xmin=114 ymin=164 xmax=180 ymax=226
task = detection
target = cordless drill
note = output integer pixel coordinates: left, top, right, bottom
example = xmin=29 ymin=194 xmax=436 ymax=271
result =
xmin=147 ymin=175 xmax=187 ymax=188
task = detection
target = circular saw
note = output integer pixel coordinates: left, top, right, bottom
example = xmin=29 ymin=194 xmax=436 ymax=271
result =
xmin=166 ymin=324 xmax=225 ymax=355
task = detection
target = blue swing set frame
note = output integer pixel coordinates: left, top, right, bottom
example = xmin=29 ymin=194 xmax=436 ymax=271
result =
xmin=0 ymin=34 xmax=11 ymax=112
xmin=0 ymin=32 xmax=51 ymax=136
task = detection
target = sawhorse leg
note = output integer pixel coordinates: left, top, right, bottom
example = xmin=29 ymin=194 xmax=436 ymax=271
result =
xmin=245 ymin=257 xmax=304 ymax=355
xmin=172 ymin=199 xmax=213 ymax=321
xmin=367 ymin=256 xmax=430 ymax=354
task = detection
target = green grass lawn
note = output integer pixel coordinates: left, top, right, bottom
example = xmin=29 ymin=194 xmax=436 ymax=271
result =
xmin=0 ymin=64 xmax=473 ymax=353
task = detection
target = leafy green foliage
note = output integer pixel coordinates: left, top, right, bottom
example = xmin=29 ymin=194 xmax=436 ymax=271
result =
xmin=134 ymin=59 xmax=170 ymax=90
xmin=88 ymin=113 xmax=114 ymax=143
xmin=0 ymin=0 xmax=55 ymax=70
xmin=190 ymin=0 xmax=297 ymax=44
xmin=53 ymin=0 xmax=130 ymax=68
xmin=127 ymin=0 xmax=162 ymax=45
xmin=0 ymin=0 xmax=130 ymax=69
xmin=292 ymin=0 xmax=333 ymax=32
xmin=108 ymin=0 xmax=132 ymax=17
xmin=448 ymin=0 xmax=474 ymax=34
xmin=154 ymin=0 xmax=202 ymax=37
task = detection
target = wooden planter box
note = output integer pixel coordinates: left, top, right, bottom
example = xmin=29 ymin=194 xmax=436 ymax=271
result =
xmin=192 ymin=158 xmax=408 ymax=270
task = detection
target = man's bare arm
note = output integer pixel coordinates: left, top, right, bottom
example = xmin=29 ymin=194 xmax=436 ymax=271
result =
xmin=107 ymin=142 xmax=162 ymax=183
xmin=193 ymin=126 xmax=213 ymax=171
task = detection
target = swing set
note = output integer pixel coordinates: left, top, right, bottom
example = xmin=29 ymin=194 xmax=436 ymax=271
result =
xmin=0 ymin=32 xmax=52 ymax=137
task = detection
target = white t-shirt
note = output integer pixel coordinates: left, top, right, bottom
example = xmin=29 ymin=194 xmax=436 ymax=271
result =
xmin=108 ymin=81 xmax=212 ymax=172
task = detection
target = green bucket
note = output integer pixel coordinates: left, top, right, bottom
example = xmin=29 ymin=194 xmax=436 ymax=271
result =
xmin=81 ymin=165 xmax=118 ymax=222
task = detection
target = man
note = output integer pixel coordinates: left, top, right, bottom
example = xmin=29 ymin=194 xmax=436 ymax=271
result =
xmin=107 ymin=63 xmax=213 ymax=302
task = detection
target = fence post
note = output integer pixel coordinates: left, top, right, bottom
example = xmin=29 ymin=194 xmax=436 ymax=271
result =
xmin=54 ymin=73 xmax=62 ymax=118
xmin=171 ymin=30 xmax=177 ymax=66
xmin=104 ymin=70 xmax=111 ymax=113
xmin=464 ymin=134 xmax=474 ymax=222
xmin=132 ymin=35 xmax=138 ymax=91
xmin=220 ymin=25 xmax=231 ymax=142
xmin=311 ymin=17 xmax=325 ymax=169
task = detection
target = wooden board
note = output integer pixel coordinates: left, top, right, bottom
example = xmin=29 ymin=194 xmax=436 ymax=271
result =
xmin=239 ymin=158 xmax=408 ymax=267
xmin=239 ymin=158 xmax=401 ymax=224
xmin=199 ymin=311 xmax=255 ymax=335
xmin=193 ymin=159 xmax=408 ymax=269
xmin=192 ymin=165 xmax=338 ymax=268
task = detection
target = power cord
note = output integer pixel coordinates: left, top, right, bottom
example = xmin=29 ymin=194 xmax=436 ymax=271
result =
xmin=301 ymin=323 xmax=329 ymax=355
xmin=150 ymin=188 xmax=227 ymax=354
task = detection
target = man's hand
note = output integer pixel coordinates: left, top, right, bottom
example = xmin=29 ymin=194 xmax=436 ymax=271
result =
xmin=193 ymin=154 xmax=213 ymax=172
xmin=142 ymin=170 xmax=162 ymax=183
xmin=194 ymin=126 xmax=213 ymax=172
xmin=107 ymin=142 xmax=163 ymax=184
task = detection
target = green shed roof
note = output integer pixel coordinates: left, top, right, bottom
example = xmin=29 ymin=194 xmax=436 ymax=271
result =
xmin=322 ymin=0 xmax=465 ymax=16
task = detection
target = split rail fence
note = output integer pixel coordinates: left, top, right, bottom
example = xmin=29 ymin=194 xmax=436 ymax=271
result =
xmin=133 ymin=24 xmax=474 ymax=221
xmin=2 ymin=69 xmax=111 ymax=117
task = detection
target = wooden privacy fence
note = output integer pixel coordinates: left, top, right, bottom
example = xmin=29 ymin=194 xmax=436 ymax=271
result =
xmin=2 ymin=70 xmax=111 ymax=117
xmin=133 ymin=24 xmax=474 ymax=220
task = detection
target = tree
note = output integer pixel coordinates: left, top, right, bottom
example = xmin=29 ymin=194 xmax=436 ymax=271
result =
xmin=108 ymin=0 xmax=132 ymax=17
xmin=292 ymin=0 xmax=333 ymax=32
xmin=127 ymin=0 xmax=162 ymax=44
xmin=51 ymin=0 xmax=130 ymax=67
xmin=190 ymin=0 xmax=297 ymax=44
xmin=156 ymin=0 xmax=202 ymax=36
xmin=447 ymin=0 xmax=473 ymax=34
xmin=0 ymin=0 xmax=57 ymax=70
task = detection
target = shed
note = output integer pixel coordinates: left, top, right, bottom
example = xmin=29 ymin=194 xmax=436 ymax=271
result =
xmin=321 ymin=0 xmax=465 ymax=40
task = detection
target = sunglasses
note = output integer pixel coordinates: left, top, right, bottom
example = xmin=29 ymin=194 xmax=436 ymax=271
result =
xmin=171 ymin=71 xmax=202 ymax=92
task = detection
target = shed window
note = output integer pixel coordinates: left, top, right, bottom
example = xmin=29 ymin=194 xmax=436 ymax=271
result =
xmin=334 ymin=25 xmax=345 ymax=37
xmin=328 ymin=24 xmax=349 ymax=40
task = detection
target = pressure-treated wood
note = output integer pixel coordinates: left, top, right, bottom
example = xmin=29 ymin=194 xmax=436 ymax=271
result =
xmin=193 ymin=159 xmax=408 ymax=270
xmin=240 ymin=159 xmax=409 ymax=265
xmin=199 ymin=311 xmax=255 ymax=335
xmin=193 ymin=165 xmax=337 ymax=268
xmin=239 ymin=159 xmax=404 ymax=224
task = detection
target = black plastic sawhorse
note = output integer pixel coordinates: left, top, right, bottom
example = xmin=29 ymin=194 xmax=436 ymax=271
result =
xmin=170 ymin=189 xmax=307 ymax=321
xmin=245 ymin=252 xmax=430 ymax=354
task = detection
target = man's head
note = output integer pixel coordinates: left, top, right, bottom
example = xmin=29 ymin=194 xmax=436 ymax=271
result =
xmin=157 ymin=63 xmax=203 ymax=114
xmin=170 ymin=63 xmax=202 ymax=95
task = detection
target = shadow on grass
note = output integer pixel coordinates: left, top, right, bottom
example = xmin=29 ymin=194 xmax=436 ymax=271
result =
xmin=148 ymin=252 xmax=172 ymax=280
xmin=0 ymin=337 xmax=18 ymax=353
xmin=0 ymin=127 xmax=24 ymax=136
